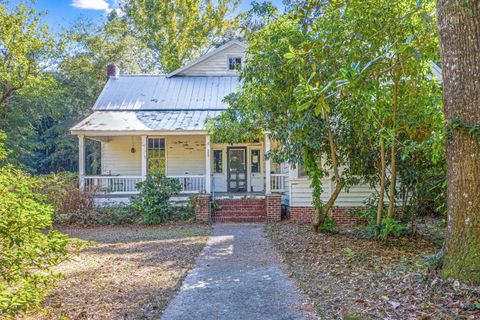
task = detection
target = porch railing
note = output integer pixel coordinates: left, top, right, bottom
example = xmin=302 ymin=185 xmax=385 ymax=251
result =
xmin=83 ymin=176 xmax=143 ymax=194
xmin=169 ymin=175 xmax=206 ymax=194
xmin=82 ymin=175 xmax=206 ymax=194
xmin=270 ymin=173 xmax=289 ymax=193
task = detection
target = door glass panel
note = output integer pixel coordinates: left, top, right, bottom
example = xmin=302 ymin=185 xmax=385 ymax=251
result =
xmin=228 ymin=148 xmax=246 ymax=192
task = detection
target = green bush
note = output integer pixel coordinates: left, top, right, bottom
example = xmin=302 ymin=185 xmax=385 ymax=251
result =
xmin=131 ymin=173 xmax=182 ymax=224
xmin=0 ymin=166 xmax=80 ymax=317
xmin=357 ymin=196 xmax=408 ymax=240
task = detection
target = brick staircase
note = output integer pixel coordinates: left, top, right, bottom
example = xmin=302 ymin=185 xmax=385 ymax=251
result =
xmin=211 ymin=199 xmax=267 ymax=223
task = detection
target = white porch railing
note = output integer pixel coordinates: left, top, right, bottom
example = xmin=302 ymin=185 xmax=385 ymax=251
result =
xmin=82 ymin=175 xmax=206 ymax=194
xmin=83 ymin=176 xmax=143 ymax=194
xmin=168 ymin=175 xmax=206 ymax=194
xmin=270 ymin=173 xmax=289 ymax=193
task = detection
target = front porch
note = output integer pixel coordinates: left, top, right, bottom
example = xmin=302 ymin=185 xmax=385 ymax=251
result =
xmin=77 ymin=133 xmax=289 ymax=199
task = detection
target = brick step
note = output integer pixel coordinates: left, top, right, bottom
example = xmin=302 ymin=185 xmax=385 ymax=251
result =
xmin=213 ymin=213 xmax=266 ymax=218
xmin=212 ymin=216 xmax=267 ymax=223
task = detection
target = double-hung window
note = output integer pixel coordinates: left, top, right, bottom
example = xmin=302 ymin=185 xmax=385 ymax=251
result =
xmin=147 ymin=138 xmax=165 ymax=174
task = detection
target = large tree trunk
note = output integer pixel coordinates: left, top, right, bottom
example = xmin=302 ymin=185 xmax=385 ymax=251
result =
xmin=437 ymin=0 xmax=480 ymax=284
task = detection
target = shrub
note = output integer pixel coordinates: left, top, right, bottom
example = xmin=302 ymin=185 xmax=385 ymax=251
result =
xmin=357 ymin=196 xmax=408 ymax=240
xmin=130 ymin=173 xmax=181 ymax=224
xmin=36 ymin=172 xmax=97 ymax=224
xmin=0 ymin=166 xmax=80 ymax=317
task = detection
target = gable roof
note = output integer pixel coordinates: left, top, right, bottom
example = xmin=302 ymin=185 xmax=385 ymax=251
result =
xmin=167 ymin=40 xmax=247 ymax=78
xmin=93 ymin=75 xmax=239 ymax=111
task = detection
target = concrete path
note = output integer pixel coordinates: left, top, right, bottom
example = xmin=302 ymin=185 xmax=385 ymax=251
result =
xmin=161 ymin=224 xmax=317 ymax=320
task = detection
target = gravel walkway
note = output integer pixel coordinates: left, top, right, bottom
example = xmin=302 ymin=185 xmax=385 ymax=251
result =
xmin=161 ymin=223 xmax=316 ymax=320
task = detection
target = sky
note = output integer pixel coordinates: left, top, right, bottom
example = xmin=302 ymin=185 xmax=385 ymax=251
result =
xmin=25 ymin=0 xmax=285 ymax=33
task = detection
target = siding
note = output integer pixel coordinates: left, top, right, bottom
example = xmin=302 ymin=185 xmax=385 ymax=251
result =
xmin=166 ymin=136 xmax=206 ymax=175
xmin=289 ymin=165 xmax=374 ymax=207
xmin=101 ymin=136 xmax=142 ymax=175
xmin=179 ymin=44 xmax=246 ymax=76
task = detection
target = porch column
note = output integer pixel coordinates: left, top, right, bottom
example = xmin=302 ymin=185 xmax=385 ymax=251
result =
xmin=265 ymin=133 xmax=271 ymax=194
xmin=205 ymin=135 xmax=211 ymax=193
xmin=78 ymin=134 xmax=85 ymax=191
xmin=141 ymin=135 xmax=147 ymax=181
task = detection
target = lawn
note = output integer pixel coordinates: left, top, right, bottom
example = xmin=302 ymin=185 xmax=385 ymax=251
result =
xmin=20 ymin=224 xmax=211 ymax=320
xmin=267 ymin=222 xmax=480 ymax=320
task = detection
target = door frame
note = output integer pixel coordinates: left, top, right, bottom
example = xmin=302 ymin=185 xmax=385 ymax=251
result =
xmin=227 ymin=146 xmax=247 ymax=192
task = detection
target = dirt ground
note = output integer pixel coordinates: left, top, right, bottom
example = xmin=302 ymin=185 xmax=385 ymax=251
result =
xmin=20 ymin=224 xmax=210 ymax=320
xmin=267 ymin=222 xmax=480 ymax=320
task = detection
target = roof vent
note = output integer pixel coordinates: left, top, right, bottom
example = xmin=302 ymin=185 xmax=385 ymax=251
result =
xmin=106 ymin=64 xmax=120 ymax=79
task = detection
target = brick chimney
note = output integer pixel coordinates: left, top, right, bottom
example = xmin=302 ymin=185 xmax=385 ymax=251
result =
xmin=106 ymin=64 xmax=119 ymax=79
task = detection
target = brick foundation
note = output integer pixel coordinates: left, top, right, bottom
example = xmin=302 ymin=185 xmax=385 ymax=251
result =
xmin=212 ymin=198 xmax=267 ymax=223
xmin=266 ymin=194 xmax=282 ymax=223
xmin=290 ymin=206 xmax=363 ymax=225
xmin=194 ymin=194 xmax=211 ymax=222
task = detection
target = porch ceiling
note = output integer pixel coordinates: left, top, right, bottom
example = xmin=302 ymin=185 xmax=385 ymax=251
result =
xmin=70 ymin=110 xmax=222 ymax=134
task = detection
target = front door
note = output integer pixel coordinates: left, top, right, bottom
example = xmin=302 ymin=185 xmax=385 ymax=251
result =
xmin=227 ymin=147 xmax=247 ymax=192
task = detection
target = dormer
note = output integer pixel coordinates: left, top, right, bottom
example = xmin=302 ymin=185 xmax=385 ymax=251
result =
xmin=167 ymin=40 xmax=247 ymax=77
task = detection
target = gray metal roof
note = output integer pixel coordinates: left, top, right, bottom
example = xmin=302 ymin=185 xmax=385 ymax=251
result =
xmin=71 ymin=110 xmax=222 ymax=133
xmin=93 ymin=75 xmax=239 ymax=111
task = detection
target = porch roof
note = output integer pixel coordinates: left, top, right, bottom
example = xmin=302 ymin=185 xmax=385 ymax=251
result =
xmin=70 ymin=110 xmax=222 ymax=135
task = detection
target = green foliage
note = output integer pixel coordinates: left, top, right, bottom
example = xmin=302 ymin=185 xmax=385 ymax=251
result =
xmin=123 ymin=0 xmax=239 ymax=72
xmin=131 ymin=173 xmax=182 ymax=225
xmin=358 ymin=196 xmax=408 ymax=239
xmin=0 ymin=135 xmax=79 ymax=316
xmin=318 ymin=216 xmax=337 ymax=234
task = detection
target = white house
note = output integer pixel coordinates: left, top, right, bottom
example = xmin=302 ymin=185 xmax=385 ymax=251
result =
xmin=71 ymin=40 xmax=373 ymax=223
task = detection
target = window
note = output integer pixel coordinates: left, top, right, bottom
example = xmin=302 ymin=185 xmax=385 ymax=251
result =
xmin=147 ymin=138 xmax=165 ymax=173
xmin=213 ymin=150 xmax=223 ymax=173
xmin=251 ymin=150 xmax=260 ymax=173
xmin=228 ymin=57 xmax=242 ymax=70
xmin=298 ymin=163 xmax=308 ymax=178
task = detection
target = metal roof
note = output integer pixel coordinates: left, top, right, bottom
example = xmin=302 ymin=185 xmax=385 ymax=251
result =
xmin=93 ymin=75 xmax=239 ymax=111
xmin=71 ymin=110 xmax=222 ymax=133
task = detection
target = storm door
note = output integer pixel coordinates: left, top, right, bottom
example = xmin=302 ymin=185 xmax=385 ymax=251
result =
xmin=227 ymin=147 xmax=247 ymax=192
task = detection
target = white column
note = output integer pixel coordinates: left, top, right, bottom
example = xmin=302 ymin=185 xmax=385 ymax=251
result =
xmin=265 ymin=133 xmax=271 ymax=194
xmin=205 ymin=135 xmax=211 ymax=194
xmin=78 ymin=135 xmax=85 ymax=191
xmin=141 ymin=135 xmax=147 ymax=180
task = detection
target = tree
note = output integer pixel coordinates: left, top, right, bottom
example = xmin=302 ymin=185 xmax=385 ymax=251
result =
xmin=0 ymin=132 xmax=79 ymax=317
xmin=123 ymin=0 xmax=239 ymax=73
xmin=437 ymin=0 xmax=480 ymax=283
xmin=0 ymin=3 xmax=58 ymax=110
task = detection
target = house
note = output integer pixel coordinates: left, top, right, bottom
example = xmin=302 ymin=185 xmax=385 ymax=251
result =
xmin=71 ymin=40 xmax=373 ymax=223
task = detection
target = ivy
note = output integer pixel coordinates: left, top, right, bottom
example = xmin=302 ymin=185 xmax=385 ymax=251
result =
xmin=447 ymin=119 xmax=480 ymax=139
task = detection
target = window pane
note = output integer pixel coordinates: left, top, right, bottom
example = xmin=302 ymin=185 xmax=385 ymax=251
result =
xmin=213 ymin=150 xmax=223 ymax=173
xmin=228 ymin=57 xmax=242 ymax=70
xmin=251 ymin=150 xmax=260 ymax=173
xmin=298 ymin=164 xmax=307 ymax=177
xmin=147 ymin=138 xmax=166 ymax=174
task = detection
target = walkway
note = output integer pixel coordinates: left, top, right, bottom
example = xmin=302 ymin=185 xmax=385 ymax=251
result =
xmin=161 ymin=223 xmax=317 ymax=320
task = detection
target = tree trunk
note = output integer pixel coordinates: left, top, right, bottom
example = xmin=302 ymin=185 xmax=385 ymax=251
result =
xmin=437 ymin=0 xmax=480 ymax=284
xmin=376 ymin=137 xmax=386 ymax=238
xmin=312 ymin=112 xmax=343 ymax=232
xmin=387 ymin=78 xmax=399 ymax=217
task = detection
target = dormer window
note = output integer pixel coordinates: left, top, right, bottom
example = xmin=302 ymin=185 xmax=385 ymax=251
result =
xmin=228 ymin=57 xmax=242 ymax=70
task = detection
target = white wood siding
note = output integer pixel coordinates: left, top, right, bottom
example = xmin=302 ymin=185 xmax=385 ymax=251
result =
xmin=179 ymin=44 xmax=246 ymax=76
xmin=101 ymin=136 xmax=142 ymax=175
xmin=289 ymin=165 xmax=374 ymax=207
xmin=166 ymin=136 xmax=206 ymax=175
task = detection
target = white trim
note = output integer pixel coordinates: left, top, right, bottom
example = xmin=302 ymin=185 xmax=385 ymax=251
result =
xmin=166 ymin=40 xmax=248 ymax=78
xmin=205 ymin=135 xmax=211 ymax=193
xmin=141 ymin=135 xmax=147 ymax=180
xmin=265 ymin=133 xmax=271 ymax=194
xmin=78 ymin=135 xmax=85 ymax=191
xmin=71 ymin=130 xmax=208 ymax=136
